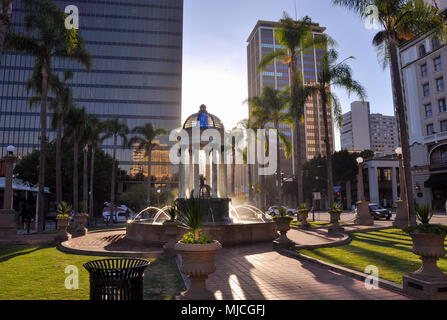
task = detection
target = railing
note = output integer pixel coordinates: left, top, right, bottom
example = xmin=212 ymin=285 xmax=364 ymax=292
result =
xmin=423 ymin=132 xmax=447 ymax=144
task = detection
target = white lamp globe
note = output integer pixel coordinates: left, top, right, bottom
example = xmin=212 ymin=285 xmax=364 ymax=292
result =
xmin=356 ymin=157 xmax=364 ymax=164
xmin=395 ymin=147 xmax=403 ymax=155
xmin=6 ymin=145 xmax=15 ymax=155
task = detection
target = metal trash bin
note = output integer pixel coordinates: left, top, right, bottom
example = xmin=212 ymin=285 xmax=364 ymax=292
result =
xmin=83 ymin=258 xmax=150 ymax=300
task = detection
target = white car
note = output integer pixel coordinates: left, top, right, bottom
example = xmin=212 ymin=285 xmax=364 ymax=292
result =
xmin=267 ymin=206 xmax=291 ymax=217
xmin=102 ymin=204 xmax=135 ymax=223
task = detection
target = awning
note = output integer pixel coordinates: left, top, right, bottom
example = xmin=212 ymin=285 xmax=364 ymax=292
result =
xmin=424 ymin=173 xmax=447 ymax=188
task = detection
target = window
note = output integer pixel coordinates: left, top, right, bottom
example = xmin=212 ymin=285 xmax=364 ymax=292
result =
xmin=432 ymin=37 xmax=441 ymax=50
xmin=421 ymin=64 xmax=428 ymax=77
xmin=423 ymin=83 xmax=430 ymax=96
xmin=441 ymin=120 xmax=447 ymax=132
xmin=425 ymin=104 xmax=433 ymax=117
xmin=427 ymin=123 xmax=435 ymax=135
xmin=419 ymin=44 xmax=427 ymax=57
xmin=434 ymin=57 xmax=442 ymax=71
xmin=440 ymin=98 xmax=447 ymax=112
xmin=437 ymin=77 xmax=445 ymax=91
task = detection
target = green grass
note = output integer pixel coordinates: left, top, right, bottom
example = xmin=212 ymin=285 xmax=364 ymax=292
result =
xmin=0 ymin=243 xmax=185 ymax=300
xmin=301 ymin=229 xmax=447 ymax=285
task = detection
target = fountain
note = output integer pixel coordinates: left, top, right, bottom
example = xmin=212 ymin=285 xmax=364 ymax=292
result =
xmin=126 ymin=105 xmax=276 ymax=246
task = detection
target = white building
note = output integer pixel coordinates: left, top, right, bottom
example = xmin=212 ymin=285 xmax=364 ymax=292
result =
xmin=340 ymin=101 xmax=399 ymax=154
xmin=398 ymin=1 xmax=447 ymax=210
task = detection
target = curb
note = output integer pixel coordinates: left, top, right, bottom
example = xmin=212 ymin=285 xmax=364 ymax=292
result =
xmin=57 ymin=242 xmax=163 ymax=258
xmin=275 ymin=246 xmax=407 ymax=297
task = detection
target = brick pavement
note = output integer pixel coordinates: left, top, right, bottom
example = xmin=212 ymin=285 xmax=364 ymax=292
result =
xmin=207 ymin=243 xmax=408 ymax=300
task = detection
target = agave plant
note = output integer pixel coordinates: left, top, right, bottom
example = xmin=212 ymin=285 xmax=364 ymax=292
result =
xmin=329 ymin=203 xmax=343 ymax=214
xmin=57 ymin=201 xmax=72 ymax=218
xmin=414 ymin=204 xmax=434 ymax=225
xmin=298 ymin=203 xmax=309 ymax=213
xmin=175 ymin=197 xmax=205 ymax=242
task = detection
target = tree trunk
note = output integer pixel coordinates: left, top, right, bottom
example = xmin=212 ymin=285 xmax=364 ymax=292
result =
xmin=110 ymin=134 xmax=117 ymax=217
xmin=83 ymin=144 xmax=88 ymax=213
xmin=89 ymin=146 xmax=95 ymax=226
xmin=55 ymin=119 xmax=63 ymax=206
xmin=389 ymin=44 xmax=415 ymax=225
xmin=321 ymin=89 xmax=334 ymax=207
xmin=73 ymin=140 xmax=79 ymax=214
xmin=275 ymin=120 xmax=282 ymax=204
xmin=147 ymin=147 xmax=152 ymax=205
xmin=0 ymin=0 xmax=12 ymax=68
xmin=37 ymin=61 xmax=49 ymax=232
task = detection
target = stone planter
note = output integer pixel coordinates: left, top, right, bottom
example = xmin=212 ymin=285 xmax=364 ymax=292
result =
xmin=403 ymin=232 xmax=447 ymax=299
xmin=163 ymin=221 xmax=179 ymax=257
xmin=408 ymin=232 xmax=447 ymax=281
xmin=74 ymin=215 xmax=88 ymax=236
xmin=275 ymin=218 xmax=293 ymax=248
xmin=328 ymin=211 xmax=344 ymax=235
xmin=175 ymin=241 xmax=222 ymax=300
xmin=299 ymin=211 xmax=310 ymax=229
xmin=55 ymin=217 xmax=71 ymax=242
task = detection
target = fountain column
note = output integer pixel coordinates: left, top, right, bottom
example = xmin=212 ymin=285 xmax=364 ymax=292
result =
xmin=222 ymin=151 xmax=228 ymax=198
xmin=212 ymin=150 xmax=218 ymax=198
xmin=193 ymin=146 xmax=200 ymax=198
xmin=178 ymin=149 xmax=185 ymax=198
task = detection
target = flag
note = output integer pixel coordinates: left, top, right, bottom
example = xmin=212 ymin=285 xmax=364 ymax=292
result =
xmin=433 ymin=0 xmax=440 ymax=11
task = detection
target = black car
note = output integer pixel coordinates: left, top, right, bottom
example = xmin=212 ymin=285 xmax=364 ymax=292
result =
xmin=369 ymin=204 xmax=392 ymax=220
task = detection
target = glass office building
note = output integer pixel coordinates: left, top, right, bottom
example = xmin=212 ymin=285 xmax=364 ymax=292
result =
xmin=0 ymin=0 xmax=183 ymax=190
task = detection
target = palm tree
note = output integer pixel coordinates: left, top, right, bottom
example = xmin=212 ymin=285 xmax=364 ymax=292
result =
xmin=332 ymin=0 xmax=447 ymax=225
xmin=0 ymin=0 xmax=12 ymax=66
xmin=316 ymin=48 xmax=366 ymax=207
xmin=5 ymin=0 xmax=91 ymax=230
xmin=84 ymin=115 xmax=103 ymax=226
xmin=102 ymin=119 xmax=129 ymax=215
xmin=64 ymin=106 xmax=87 ymax=215
xmin=128 ymin=123 xmax=168 ymax=206
xmin=258 ymin=13 xmax=329 ymax=205
xmin=249 ymin=87 xmax=292 ymax=204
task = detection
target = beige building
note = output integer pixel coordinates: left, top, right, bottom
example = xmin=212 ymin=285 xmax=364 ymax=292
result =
xmin=398 ymin=2 xmax=447 ymax=210
xmin=247 ymin=20 xmax=335 ymax=175
xmin=341 ymin=101 xmax=399 ymax=154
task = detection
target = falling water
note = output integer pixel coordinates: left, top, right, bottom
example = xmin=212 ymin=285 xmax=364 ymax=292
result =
xmin=131 ymin=205 xmax=172 ymax=224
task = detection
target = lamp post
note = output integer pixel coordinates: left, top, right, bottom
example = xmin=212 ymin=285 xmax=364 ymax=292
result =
xmin=393 ymin=147 xmax=409 ymax=227
xmin=0 ymin=145 xmax=18 ymax=238
xmin=355 ymin=157 xmax=374 ymax=226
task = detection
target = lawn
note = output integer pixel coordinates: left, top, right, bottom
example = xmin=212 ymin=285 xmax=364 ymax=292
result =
xmin=0 ymin=242 xmax=185 ymax=300
xmin=300 ymin=229 xmax=447 ymax=285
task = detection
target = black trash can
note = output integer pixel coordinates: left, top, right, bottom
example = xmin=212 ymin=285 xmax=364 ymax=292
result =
xmin=83 ymin=258 xmax=150 ymax=300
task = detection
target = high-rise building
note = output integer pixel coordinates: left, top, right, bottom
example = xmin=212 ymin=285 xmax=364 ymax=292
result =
xmin=397 ymin=1 xmax=447 ymax=210
xmin=0 ymin=0 xmax=183 ymax=191
xmin=340 ymin=101 xmax=398 ymax=154
xmin=247 ymin=20 xmax=334 ymax=176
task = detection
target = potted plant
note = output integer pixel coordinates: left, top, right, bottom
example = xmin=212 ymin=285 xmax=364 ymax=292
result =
xmin=272 ymin=207 xmax=294 ymax=247
xmin=403 ymin=204 xmax=447 ymax=282
xmin=328 ymin=203 xmax=344 ymax=234
xmin=174 ymin=197 xmax=222 ymax=300
xmin=55 ymin=202 xmax=72 ymax=242
xmin=74 ymin=213 xmax=88 ymax=236
xmin=162 ymin=205 xmax=180 ymax=257
xmin=298 ymin=203 xmax=311 ymax=229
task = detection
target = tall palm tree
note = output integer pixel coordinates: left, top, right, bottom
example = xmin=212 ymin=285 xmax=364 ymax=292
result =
xmin=5 ymin=0 xmax=91 ymax=230
xmin=128 ymin=123 xmax=168 ymax=206
xmin=102 ymin=119 xmax=129 ymax=214
xmin=249 ymin=87 xmax=292 ymax=204
xmin=50 ymin=71 xmax=74 ymax=206
xmin=316 ymin=48 xmax=366 ymax=207
xmin=84 ymin=115 xmax=103 ymax=226
xmin=0 ymin=0 xmax=12 ymax=66
xmin=258 ymin=13 xmax=330 ymax=205
xmin=333 ymin=0 xmax=447 ymax=225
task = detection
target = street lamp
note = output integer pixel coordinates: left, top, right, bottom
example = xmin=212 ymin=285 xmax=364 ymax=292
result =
xmin=6 ymin=145 xmax=16 ymax=156
xmin=355 ymin=156 xmax=373 ymax=225
xmin=394 ymin=147 xmax=409 ymax=227
xmin=0 ymin=145 xmax=18 ymax=239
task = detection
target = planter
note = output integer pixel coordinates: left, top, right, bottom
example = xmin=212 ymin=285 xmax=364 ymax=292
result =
xmin=74 ymin=215 xmax=88 ymax=236
xmin=299 ymin=211 xmax=310 ymax=229
xmin=275 ymin=219 xmax=293 ymax=247
xmin=55 ymin=217 xmax=71 ymax=242
xmin=163 ymin=221 xmax=179 ymax=257
xmin=408 ymin=232 xmax=447 ymax=281
xmin=175 ymin=241 xmax=222 ymax=300
xmin=329 ymin=211 xmax=341 ymax=226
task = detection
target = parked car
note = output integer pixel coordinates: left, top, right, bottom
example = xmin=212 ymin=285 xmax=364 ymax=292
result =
xmin=102 ymin=204 xmax=135 ymax=224
xmin=267 ymin=206 xmax=293 ymax=217
xmin=368 ymin=204 xmax=392 ymax=220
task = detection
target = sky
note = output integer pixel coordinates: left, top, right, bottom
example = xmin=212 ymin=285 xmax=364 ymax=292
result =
xmin=182 ymin=0 xmax=395 ymax=150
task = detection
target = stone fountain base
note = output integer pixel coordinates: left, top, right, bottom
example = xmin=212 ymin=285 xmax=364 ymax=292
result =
xmin=126 ymin=221 xmax=276 ymax=246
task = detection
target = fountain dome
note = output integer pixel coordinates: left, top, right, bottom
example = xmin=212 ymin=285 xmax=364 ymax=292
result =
xmin=183 ymin=104 xmax=224 ymax=132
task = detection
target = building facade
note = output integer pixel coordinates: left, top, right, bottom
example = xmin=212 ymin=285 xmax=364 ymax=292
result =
xmin=340 ymin=101 xmax=398 ymax=154
xmin=247 ymin=20 xmax=334 ymax=176
xmin=0 ymin=0 xmax=183 ymax=192
xmin=398 ymin=2 xmax=447 ymax=210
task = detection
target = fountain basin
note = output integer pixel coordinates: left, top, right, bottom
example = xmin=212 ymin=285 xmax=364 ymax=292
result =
xmin=126 ymin=221 xmax=276 ymax=246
